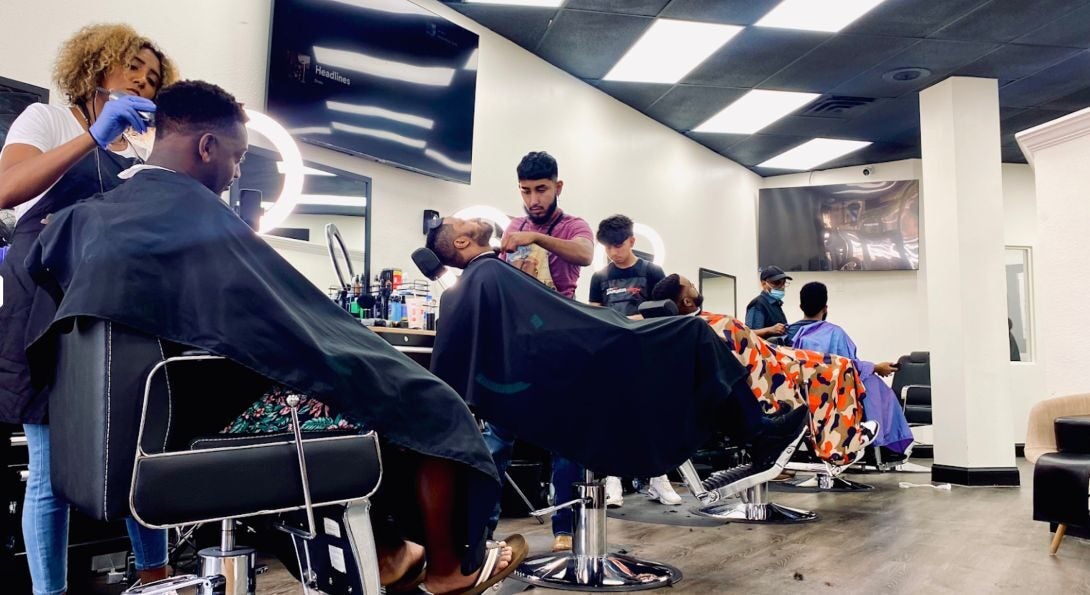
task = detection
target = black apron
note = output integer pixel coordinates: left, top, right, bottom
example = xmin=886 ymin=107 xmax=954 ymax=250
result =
xmin=0 ymin=147 xmax=132 ymax=424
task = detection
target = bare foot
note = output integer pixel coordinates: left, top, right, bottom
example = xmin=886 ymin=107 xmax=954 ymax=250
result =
xmin=379 ymin=540 xmax=426 ymax=586
xmin=422 ymin=543 xmax=513 ymax=594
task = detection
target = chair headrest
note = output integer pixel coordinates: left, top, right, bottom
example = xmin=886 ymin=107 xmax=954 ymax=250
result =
xmin=909 ymin=351 xmax=929 ymax=364
xmin=412 ymin=247 xmax=447 ymax=281
xmin=638 ymin=299 xmax=679 ymax=319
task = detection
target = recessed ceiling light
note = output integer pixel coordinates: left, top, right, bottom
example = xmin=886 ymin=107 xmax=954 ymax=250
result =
xmin=694 ymin=90 xmax=820 ymax=134
xmin=759 ymin=138 xmax=872 ymax=170
xmin=466 ymin=0 xmax=565 ymax=7
xmin=604 ymin=19 xmax=742 ymax=84
xmin=756 ymin=0 xmax=885 ymax=33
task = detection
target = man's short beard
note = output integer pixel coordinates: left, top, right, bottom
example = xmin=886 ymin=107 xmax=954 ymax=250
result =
xmin=525 ymin=196 xmax=559 ymax=225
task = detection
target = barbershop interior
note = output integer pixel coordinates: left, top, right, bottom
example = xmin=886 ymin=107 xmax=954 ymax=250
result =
xmin=2 ymin=0 xmax=1090 ymax=593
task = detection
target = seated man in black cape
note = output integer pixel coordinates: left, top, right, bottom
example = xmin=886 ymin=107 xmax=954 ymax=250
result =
xmin=24 ymin=81 xmax=524 ymax=595
xmin=425 ymin=217 xmax=807 ymax=495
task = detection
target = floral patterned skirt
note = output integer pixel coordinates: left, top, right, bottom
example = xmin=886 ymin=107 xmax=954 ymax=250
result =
xmin=223 ymin=385 xmax=363 ymax=434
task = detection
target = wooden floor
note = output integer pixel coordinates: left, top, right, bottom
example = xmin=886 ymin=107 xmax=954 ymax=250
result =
xmin=149 ymin=460 xmax=1090 ymax=594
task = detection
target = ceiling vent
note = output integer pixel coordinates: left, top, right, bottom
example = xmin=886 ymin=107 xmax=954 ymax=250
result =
xmin=801 ymin=95 xmax=876 ymax=117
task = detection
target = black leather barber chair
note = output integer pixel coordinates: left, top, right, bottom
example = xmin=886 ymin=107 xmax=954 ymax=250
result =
xmin=637 ymin=300 xmax=817 ymax=524
xmin=1033 ymin=415 xmax=1090 ymax=555
xmin=48 ymin=317 xmax=384 ymax=594
xmin=513 ymin=301 xmax=684 ymax=590
xmin=514 ymin=469 xmax=682 ymax=591
xmin=891 ymin=351 xmax=933 ymax=459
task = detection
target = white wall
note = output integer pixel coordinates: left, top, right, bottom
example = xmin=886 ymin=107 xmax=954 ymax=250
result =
xmin=763 ymin=159 xmax=1041 ymax=439
xmin=1019 ymin=109 xmax=1090 ymax=412
xmin=0 ymin=0 xmax=761 ymax=297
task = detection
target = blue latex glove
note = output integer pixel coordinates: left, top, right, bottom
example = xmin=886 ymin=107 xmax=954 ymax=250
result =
xmin=88 ymin=96 xmax=157 ymax=149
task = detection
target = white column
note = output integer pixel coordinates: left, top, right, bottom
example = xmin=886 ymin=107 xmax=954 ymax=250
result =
xmin=1017 ymin=107 xmax=1090 ymax=402
xmin=919 ymin=77 xmax=1017 ymax=480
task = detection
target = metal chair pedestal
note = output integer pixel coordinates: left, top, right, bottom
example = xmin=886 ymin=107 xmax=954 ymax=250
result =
xmin=678 ymin=461 xmax=818 ymax=524
xmin=513 ymin=471 xmax=682 ymax=591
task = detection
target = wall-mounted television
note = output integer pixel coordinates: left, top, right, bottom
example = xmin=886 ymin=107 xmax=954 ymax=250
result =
xmin=266 ymin=0 xmax=479 ymax=184
xmin=759 ymin=180 xmax=920 ymax=272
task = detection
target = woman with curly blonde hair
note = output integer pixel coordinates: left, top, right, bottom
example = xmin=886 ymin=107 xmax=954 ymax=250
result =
xmin=0 ymin=23 xmax=176 ymax=595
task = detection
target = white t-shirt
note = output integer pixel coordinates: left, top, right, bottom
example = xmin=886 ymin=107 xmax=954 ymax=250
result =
xmin=1 ymin=103 xmax=134 ymax=222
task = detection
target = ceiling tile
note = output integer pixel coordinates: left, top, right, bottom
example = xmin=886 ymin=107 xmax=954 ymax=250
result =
xmin=710 ymin=133 xmax=810 ymax=167
xmin=1000 ymin=108 xmax=1070 ymax=138
xmin=833 ymin=39 xmax=999 ymax=98
xmin=644 ymin=85 xmax=749 ymax=131
xmin=1014 ymin=3 xmax=1090 ymax=48
xmin=931 ymin=0 xmax=1090 ymax=43
xmin=592 ymin=80 xmax=673 ymax=111
xmin=447 ymin=4 xmax=558 ymax=51
xmin=659 ymin=0 xmax=782 ymax=25
xmin=954 ymin=45 xmax=1083 ymax=85
xmin=999 ymin=51 xmax=1090 ymax=108
xmin=564 ymin=0 xmax=670 ymax=17
xmin=535 ymin=10 xmax=653 ymax=79
xmin=844 ymin=0 xmax=989 ymax=37
xmin=758 ymin=114 xmax=848 ymax=137
xmin=1039 ymin=85 xmax=1090 ymax=112
xmin=682 ymin=28 xmax=827 ymax=88
xmin=820 ymin=95 xmax=920 ymax=140
xmin=760 ymin=35 xmax=919 ymax=93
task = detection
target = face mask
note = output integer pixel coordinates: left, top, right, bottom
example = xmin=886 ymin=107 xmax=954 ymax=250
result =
xmin=768 ymin=288 xmax=786 ymax=301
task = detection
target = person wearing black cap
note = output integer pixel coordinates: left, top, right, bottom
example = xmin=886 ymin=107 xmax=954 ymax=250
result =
xmin=745 ymin=266 xmax=792 ymax=343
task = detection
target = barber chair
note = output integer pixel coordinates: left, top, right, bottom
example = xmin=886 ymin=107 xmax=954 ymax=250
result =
xmin=779 ymin=435 xmax=876 ymax=493
xmin=633 ymin=300 xmax=816 ymax=523
xmin=891 ymin=351 xmax=932 ymax=457
xmin=513 ymin=469 xmax=682 ymax=591
xmin=677 ymin=439 xmax=816 ymax=524
xmin=47 ymin=317 xmax=384 ymax=594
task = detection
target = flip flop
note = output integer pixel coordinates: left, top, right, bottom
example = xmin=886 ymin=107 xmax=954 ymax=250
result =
xmin=385 ymin=557 xmax=427 ymax=593
xmin=421 ymin=534 xmax=528 ymax=595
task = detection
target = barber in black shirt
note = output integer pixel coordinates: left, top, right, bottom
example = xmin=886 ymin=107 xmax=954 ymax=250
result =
xmin=745 ymin=265 xmax=792 ymax=343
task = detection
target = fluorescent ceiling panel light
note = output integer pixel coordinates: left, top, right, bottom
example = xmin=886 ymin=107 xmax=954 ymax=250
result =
xmin=327 ymin=101 xmax=435 ymax=129
xmin=604 ymin=19 xmax=742 ymax=84
xmin=331 ymin=121 xmax=427 ymax=148
xmin=464 ymin=49 xmax=479 ymax=71
xmin=313 ymin=46 xmax=455 ymax=87
xmin=425 ymin=148 xmax=472 ymax=173
xmin=759 ymin=138 xmax=872 ymax=170
xmin=694 ymin=89 xmax=819 ymax=134
xmin=277 ymin=162 xmax=335 ymax=177
xmin=465 ymin=0 xmax=565 ymax=7
xmin=756 ymin=0 xmax=885 ymax=33
xmin=323 ymin=0 xmax=433 ymax=16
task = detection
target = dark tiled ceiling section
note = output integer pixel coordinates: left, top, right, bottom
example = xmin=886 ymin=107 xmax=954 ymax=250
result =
xmin=441 ymin=0 xmax=1090 ymax=172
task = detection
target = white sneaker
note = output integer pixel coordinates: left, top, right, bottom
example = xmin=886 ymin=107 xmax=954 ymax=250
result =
xmin=605 ymin=476 xmax=624 ymax=508
xmin=647 ymin=475 xmax=683 ymax=506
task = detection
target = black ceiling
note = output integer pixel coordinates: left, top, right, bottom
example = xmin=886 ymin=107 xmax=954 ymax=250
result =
xmin=440 ymin=0 xmax=1090 ymax=173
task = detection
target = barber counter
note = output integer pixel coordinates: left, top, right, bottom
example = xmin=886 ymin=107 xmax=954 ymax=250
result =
xmin=369 ymin=326 xmax=434 ymax=369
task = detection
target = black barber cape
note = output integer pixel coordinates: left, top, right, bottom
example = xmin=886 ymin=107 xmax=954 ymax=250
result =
xmin=432 ymin=254 xmax=752 ymax=478
xmin=24 ymin=169 xmax=498 ymax=569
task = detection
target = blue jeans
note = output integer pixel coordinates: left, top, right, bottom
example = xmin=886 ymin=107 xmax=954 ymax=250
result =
xmin=22 ymin=424 xmax=168 ymax=595
xmin=482 ymin=422 xmax=583 ymax=537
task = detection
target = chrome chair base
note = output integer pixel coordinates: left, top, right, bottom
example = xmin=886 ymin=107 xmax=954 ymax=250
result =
xmin=198 ymin=546 xmax=256 ymax=595
xmin=692 ymin=500 xmax=818 ymax=523
xmin=515 ymin=552 xmax=682 ymax=592
xmin=781 ymin=473 xmax=874 ymax=492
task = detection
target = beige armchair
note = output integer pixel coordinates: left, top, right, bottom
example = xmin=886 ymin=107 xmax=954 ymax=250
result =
xmin=1026 ymin=393 xmax=1090 ymax=555
xmin=1025 ymin=393 xmax=1090 ymax=464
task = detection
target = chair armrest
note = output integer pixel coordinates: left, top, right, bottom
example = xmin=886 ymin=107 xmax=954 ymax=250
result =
xmin=900 ymin=384 xmax=931 ymax=403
